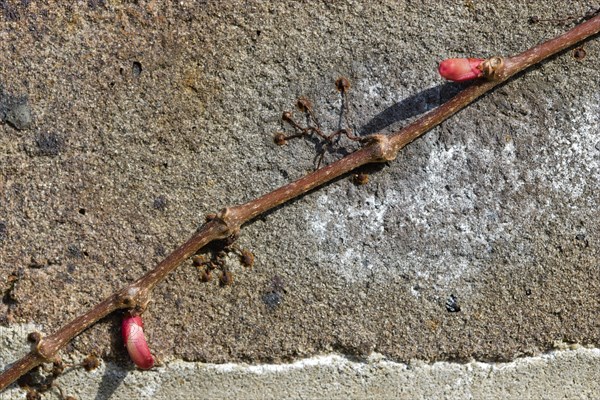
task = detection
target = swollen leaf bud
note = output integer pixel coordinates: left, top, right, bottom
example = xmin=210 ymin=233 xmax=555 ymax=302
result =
xmin=438 ymin=58 xmax=485 ymax=82
xmin=122 ymin=315 xmax=154 ymax=370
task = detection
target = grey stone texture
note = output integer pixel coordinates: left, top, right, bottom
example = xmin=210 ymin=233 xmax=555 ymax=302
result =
xmin=1 ymin=326 xmax=599 ymax=399
xmin=0 ymin=1 xmax=599 ymax=398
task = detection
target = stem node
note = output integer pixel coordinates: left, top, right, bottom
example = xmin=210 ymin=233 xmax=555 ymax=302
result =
xmin=480 ymin=56 xmax=506 ymax=81
xmin=367 ymin=134 xmax=398 ymax=162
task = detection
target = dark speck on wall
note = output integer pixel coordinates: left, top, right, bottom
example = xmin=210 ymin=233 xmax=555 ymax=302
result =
xmin=67 ymin=244 xmax=83 ymax=258
xmin=87 ymin=0 xmax=106 ymax=9
xmin=154 ymin=245 xmax=166 ymax=257
xmin=132 ymin=61 xmax=143 ymax=78
xmin=35 ymin=132 xmax=63 ymax=156
xmin=153 ymin=195 xmax=168 ymax=211
xmin=0 ymin=222 xmax=6 ymax=244
xmin=0 ymin=1 xmax=19 ymax=21
xmin=445 ymin=294 xmax=461 ymax=313
xmin=263 ymin=275 xmax=286 ymax=310
xmin=262 ymin=291 xmax=282 ymax=309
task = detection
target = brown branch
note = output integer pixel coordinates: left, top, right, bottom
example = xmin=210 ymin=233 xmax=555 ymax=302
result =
xmin=1 ymin=14 xmax=599 ymax=392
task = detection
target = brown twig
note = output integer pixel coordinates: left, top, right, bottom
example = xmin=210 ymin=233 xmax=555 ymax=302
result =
xmin=1 ymin=14 xmax=599 ymax=393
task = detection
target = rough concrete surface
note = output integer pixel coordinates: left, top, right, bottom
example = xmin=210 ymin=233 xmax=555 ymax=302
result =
xmin=0 ymin=1 xmax=599 ymax=399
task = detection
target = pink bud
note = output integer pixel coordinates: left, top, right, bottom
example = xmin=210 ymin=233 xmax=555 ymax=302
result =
xmin=122 ymin=315 xmax=154 ymax=369
xmin=438 ymin=58 xmax=485 ymax=82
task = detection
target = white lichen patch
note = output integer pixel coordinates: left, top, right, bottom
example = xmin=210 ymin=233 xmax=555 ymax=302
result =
xmin=530 ymin=94 xmax=599 ymax=200
xmin=367 ymin=82 xmax=384 ymax=99
xmin=305 ymin=94 xmax=598 ymax=291
xmin=307 ymin=189 xmax=397 ymax=282
xmin=307 ymin=137 xmax=497 ymax=291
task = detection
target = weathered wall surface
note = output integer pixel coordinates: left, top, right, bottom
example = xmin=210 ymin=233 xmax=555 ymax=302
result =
xmin=0 ymin=1 xmax=598 ymax=398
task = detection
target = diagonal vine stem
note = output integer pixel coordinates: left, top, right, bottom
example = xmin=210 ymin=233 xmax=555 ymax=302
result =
xmin=1 ymin=14 xmax=599 ymax=392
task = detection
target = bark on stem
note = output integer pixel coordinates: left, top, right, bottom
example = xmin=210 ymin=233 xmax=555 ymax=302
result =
xmin=0 ymin=14 xmax=598 ymax=393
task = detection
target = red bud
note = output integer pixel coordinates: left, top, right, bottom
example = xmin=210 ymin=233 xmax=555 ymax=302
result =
xmin=438 ymin=58 xmax=485 ymax=82
xmin=122 ymin=315 xmax=154 ymax=369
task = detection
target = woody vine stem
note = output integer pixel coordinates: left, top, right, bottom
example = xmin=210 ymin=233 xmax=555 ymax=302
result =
xmin=1 ymin=14 xmax=599 ymax=392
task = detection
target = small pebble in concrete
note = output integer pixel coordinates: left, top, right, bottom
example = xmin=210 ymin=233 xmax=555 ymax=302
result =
xmin=0 ymin=86 xmax=33 ymax=130
xmin=5 ymin=100 xmax=32 ymax=130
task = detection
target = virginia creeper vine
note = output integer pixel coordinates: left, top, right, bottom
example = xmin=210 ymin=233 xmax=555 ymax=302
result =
xmin=1 ymin=13 xmax=599 ymax=393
